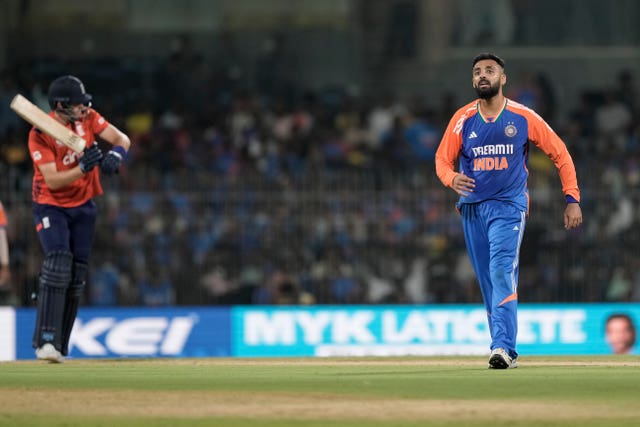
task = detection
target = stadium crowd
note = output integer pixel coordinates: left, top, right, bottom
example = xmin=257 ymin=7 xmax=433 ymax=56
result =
xmin=0 ymin=56 xmax=639 ymax=308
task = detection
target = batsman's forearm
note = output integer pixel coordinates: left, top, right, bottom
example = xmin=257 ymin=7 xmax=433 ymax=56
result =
xmin=101 ymin=124 xmax=131 ymax=152
xmin=43 ymin=168 xmax=85 ymax=190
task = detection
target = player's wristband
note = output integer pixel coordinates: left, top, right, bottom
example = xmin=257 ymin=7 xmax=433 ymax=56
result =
xmin=565 ymin=195 xmax=579 ymax=204
xmin=112 ymin=145 xmax=127 ymax=159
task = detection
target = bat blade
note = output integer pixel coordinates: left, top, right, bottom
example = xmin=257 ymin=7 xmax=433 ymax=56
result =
xmin=10 ymin=94 xmax=86 ymax=153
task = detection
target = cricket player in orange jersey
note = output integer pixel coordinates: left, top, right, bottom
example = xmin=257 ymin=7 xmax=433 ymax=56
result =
xmin=28 ymin=75 xmax=130 ymax=362
xmin=436 ymin=53 xmax=582 ymax=369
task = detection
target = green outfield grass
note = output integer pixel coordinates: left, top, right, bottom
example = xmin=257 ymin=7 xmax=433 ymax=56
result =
xmin=1 ymin=356 xmax=639 ymax=427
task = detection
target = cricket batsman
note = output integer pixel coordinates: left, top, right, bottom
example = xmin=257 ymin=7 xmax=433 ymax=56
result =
xmin=28 ymin=75 xmax=131 ymax=362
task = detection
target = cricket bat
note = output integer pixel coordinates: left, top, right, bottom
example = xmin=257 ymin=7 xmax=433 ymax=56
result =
xmin=10 ymin=94 xmax=87 ymax=153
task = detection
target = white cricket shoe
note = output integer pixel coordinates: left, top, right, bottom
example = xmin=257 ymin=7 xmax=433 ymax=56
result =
xmin=35 ymin=343 xmax=65 ymax=364
xmin=488 ymin=347 xmax=517 ymax=369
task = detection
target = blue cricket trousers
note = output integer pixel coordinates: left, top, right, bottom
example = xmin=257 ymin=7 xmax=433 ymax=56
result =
xmin=460 ymin=200 xmax=526 ymax=360
xmin=32 ymin=200 xmax=97 ymax=264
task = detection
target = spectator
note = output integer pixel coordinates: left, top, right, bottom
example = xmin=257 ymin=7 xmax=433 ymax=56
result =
xmin=0 ymin=74 xmax=21 ymax=138
xmin=594 ymin=89 xmax=633 ymax=155
xmin=137 ymin=267 xmax=175 ymax=307
xmin=89 ymin=260 xmax=120 ymax=306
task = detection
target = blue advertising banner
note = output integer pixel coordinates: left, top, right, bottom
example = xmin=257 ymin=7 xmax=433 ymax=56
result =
xmin=14 ymin=306 xmax=231 ymax=360
xmin=233 ymin=304 xmax=640 ymax=357
xmin=3 ymin=303 xmax=639 ymax=360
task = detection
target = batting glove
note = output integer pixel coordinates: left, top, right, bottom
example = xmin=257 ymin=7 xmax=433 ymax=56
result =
xmin=100 ymin=146 xmax=126 ymax=176
xmin=79 ymin=142 xmax=103 ymax=173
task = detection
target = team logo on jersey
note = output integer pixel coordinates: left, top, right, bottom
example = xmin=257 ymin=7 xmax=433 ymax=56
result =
xmin=75 ymin=123 xmax=86 ymax=136
xmin=504 ymin=124 xmax=517 ymax=137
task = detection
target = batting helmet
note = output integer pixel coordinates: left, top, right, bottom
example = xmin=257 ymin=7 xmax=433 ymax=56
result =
xmin=47 ymin=75 xmax=92 ymax=110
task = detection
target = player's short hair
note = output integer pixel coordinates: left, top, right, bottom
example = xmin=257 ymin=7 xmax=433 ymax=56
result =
xmin=472 ymin=53 xmax=505 ymax=69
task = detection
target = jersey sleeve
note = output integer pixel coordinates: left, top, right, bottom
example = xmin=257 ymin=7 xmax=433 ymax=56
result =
xmin=435 ymin=109 xmax=466 ymax=188
xmin=28 ymin=129 xmax=56 ymax=166
xmin=89 ymin=109 xmax=110 ymax=135
xmin=526 ymin=112 xmax=580 ymax=202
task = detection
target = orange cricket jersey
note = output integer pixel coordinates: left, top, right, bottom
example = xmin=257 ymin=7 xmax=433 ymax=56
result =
xmin=28 ymin=109 xmax=110 ymax=207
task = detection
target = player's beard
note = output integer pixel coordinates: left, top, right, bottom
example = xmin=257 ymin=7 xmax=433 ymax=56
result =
xmin=474 ymin=80 xmax=500 ymax=99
